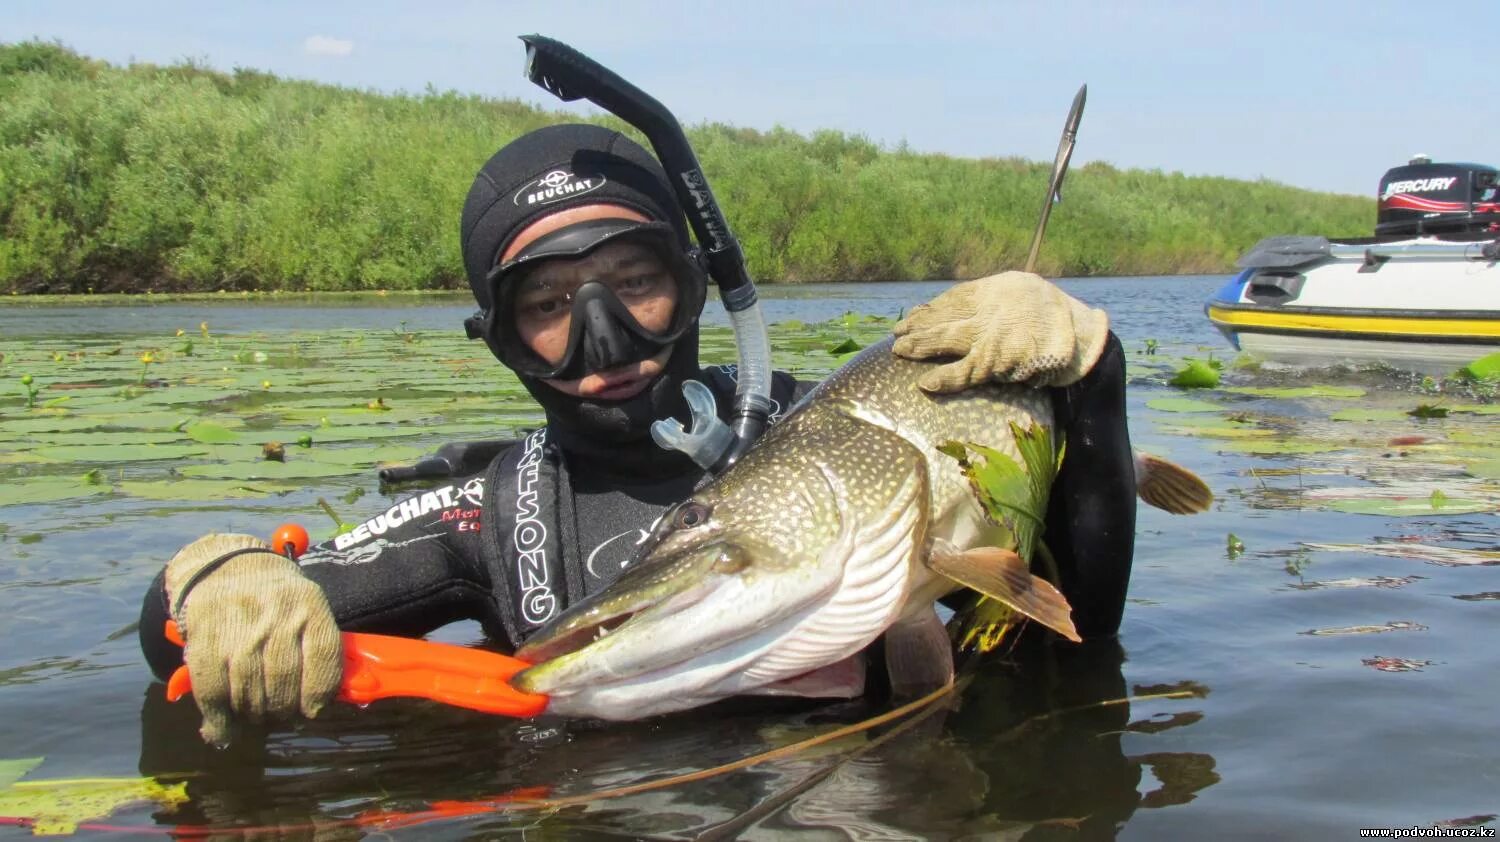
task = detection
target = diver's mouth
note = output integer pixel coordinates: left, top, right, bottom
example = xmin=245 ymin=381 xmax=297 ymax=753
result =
xmin=517 ymin=610 xmax=639 ymax=664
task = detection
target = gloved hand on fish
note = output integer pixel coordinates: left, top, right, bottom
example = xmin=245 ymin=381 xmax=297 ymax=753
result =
xmin=512 ymin=334 xmax=1212 ymax=719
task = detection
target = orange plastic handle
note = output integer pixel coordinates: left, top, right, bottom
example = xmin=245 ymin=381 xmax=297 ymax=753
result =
xmin=165 ymin=621 xmax=548 ymax=718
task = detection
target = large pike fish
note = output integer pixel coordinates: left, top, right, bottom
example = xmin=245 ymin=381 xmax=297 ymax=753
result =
xmin=513 ymin=338 xmax=1210 ymax=718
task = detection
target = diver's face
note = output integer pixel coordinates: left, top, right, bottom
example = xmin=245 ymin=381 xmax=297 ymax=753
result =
xmin=514 ymin=241 xmax=680 ymax=401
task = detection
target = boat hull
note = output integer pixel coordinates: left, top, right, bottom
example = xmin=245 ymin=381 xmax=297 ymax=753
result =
xmin=1207 ymin=236 xmax=1500 ymax=374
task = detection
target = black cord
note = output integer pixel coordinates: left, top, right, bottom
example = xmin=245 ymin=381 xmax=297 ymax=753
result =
xmin=169 ymin=547 xmax=280 ymax=623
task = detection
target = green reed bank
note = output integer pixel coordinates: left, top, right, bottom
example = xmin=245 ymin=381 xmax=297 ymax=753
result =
xmin=0 ymin=42 xmax=1372 ymax=294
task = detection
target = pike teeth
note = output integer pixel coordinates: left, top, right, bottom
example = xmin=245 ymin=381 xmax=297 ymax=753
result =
xmin=591 ymin=616 xmax=631 ymax=642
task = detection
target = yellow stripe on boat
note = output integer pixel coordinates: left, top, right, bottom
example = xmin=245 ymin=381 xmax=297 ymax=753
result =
xmin=1206 ymin=305 xmax=1500 ymax=339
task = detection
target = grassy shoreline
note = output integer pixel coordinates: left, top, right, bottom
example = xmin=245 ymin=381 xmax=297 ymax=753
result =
xmin=1 ymin=42 xmax=1372 ymax=295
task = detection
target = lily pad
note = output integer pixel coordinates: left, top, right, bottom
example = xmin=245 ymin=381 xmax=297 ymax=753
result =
xmin=1225 ymin=385 xmax=1366 ymax=399
xmin=184 ymin=422 xmax=240 ymax=444
xmin=1329 ymin=408 xmax=1410 ymax=422
xmin=1220 ymin=439 xmax=1343 ymax=455
xmin=31 ymin=443 xmax=209 ymax=463
xmin=1463 ymin=460 xmax=1500 ymax=480
xmin=179 ymin=460 xmax=364 ymax=480
xmin=9 ymin=431 xmax=186 ymax=448
xmin=0 ymin=758 xmax=43 ymax=789
xmin=1147 ymin=398 xmax=1225 ymax=414
xmin=303 ymin=444 xmax=428 ymax=467
xmin=0 ymin=773 xmax=189 ymax=836
xmin=1323 ymin=497 xmax=1496 ymax=516
xmin=117 ymin=479 xmax=274 ymax=501
xmin=0 ymin=477 xmax=112 ymax=507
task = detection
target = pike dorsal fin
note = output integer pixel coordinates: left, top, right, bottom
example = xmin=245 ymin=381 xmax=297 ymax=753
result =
xmin=928 ymin=543 xmax=1081 ymax=643
xmin=1134 ymin=452 xmax=1214 ymax=514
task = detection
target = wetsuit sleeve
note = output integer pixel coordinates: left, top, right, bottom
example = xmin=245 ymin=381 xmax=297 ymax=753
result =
xmin=137 ymin=469 xmax=505 ymax=681
xmin=1044 ymin=332 xmax=1137 ymax=639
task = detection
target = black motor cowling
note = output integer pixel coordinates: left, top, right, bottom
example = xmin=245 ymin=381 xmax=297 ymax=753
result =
xmin=1375 ymin=158 xmax=1500 ymax=236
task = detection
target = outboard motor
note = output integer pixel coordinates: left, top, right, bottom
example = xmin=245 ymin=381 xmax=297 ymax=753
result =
xmin=1375 ymin=158 xmax=1500 ymax=236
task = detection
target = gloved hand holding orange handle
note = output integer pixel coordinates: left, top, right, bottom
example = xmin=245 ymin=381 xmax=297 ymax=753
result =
xmin=165 ymin=621 xmax=548 ymax=717
xmin=164 ymin=522 xmax=548 ymax=722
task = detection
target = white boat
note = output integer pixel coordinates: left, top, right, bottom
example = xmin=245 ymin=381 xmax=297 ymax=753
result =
xmin=1206 ymin=158 xmax=1500 ymax=374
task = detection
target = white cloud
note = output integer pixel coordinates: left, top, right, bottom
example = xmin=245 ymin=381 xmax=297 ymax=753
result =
xmin=303 ymin=36 xmax=354 ymax=58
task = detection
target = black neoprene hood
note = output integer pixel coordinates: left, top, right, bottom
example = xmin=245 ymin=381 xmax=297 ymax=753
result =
xmin=459 ymin=123 xmax=694 ymax=313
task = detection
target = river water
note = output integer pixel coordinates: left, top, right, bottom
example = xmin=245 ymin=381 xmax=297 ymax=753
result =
xmin=1 ymin=276 xmax=1497 ymax=839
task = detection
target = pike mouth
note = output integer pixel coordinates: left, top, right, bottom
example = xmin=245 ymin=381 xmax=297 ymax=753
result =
xmin=515 ymin=610 xmax=639 ymax=664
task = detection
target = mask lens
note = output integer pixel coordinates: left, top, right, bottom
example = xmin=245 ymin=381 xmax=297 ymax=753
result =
xmin=488 ymin=223 xmax=707 ymax=380
xmin=511 ymin=247 xmax=679 ymax=350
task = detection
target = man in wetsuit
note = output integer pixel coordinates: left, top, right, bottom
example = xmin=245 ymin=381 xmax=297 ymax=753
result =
xmin=139 ymin=124 xmax=1133 ymax=744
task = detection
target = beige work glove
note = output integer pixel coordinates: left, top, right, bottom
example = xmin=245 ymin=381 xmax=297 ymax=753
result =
xmin=892 ymin=271 xmax=1111 ymax=392
xmin=165 ymin=533 xmax=342 ymax=745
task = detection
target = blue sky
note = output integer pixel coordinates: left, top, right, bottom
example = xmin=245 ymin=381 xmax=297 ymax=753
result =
xmin=4 ymin=1 xmax=1494 ymax=197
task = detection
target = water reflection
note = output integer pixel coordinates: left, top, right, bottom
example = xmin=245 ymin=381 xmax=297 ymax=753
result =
xmin=135 ymin=632 xmax=1215 ymax=838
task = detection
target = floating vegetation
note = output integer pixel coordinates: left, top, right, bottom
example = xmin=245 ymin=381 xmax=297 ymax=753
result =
xmin=1225 ymin=385 xmax=1365 ymax=399
xmin=1362 ymin=656 xmax=1435 ymax=673
xmin=0 ymin=756 xmax=188 ymax=835
xmin=1303 ymin=542 xmax=1500 ymax=567
xmin=1168 ymin=358 xmax=1221 ymax=389
xmin=1146 ymin=397 xmax=1225 ymax=414
xmin=1287 ymin=575 xmax=1424 ymax=591
xmin=1225 ymin=533 xmax=1245 ymax=560
xmin=0 ymin=318 xmax=889 ymax=526
xmin=1299 ymin=621 xmax=1426 ymax=636
xmin=1457 ymin=351 xmax=1500 ymax=382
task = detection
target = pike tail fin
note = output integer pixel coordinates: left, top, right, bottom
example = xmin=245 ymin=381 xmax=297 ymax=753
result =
xmin=1134 ymin=452 xmax=1213 ymax=514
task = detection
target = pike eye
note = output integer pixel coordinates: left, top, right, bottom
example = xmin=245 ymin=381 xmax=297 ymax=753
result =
xmin=674 ymin=502 xmax=710 ymax=529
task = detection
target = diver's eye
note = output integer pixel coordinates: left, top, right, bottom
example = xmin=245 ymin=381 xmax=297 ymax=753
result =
xmin=674 ymin=502 xmax=710 ymax=529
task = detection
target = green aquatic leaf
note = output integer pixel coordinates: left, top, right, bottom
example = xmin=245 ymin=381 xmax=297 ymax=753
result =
xmin=184 ymin=422 xmax=240 ymax=444
xmin=1444 ymin=404 xmax=1500 ymax=416
xmin=1325 ymin=497 xmax=1495 ymax=516
xmin=31 ymin=443 xmax=209 ymax=463
xmin=1146 ymin=397 xmax=1225 ymax=414
xmin=0 ymin=478 xmax=112 ymax=507
xmin=1464 ymin=460 xmax=1500 ymax=480
xmin=1329 ymin=408 xmax=1410 ymax=422
xmin=302 ymin=444 xmax=427 ymax=467
xmin=12 ymin=431 xmax=186 ymax=448
xmin=1408 ymin=404 xmax=1449 ymax=419
xmin=941 ymin=429 xmax=1062 ymax=654
xmin=0 ymin=758 xmax=43 ymax=789
xmin=828 ymin=338 xmax=861 ymax=356
xmin=1169 ymin=359 xmax=1221 ymax=389
xmin=1226 ymin=385 xmax=1366 ymax=399
xmin=1457 ymin=351 xmax=1500 ymax=381
xmin=117 ymin=479 xmax=273 ymax=501
xmin=179 ymin=460 xmax=364 ymax=480
xmin=0 ymin=774 xmax=189 ymax=835
xmin=1220 ymin=439 xmax=1342 ymax=455
xmin=1226 ymin=533 xmax=1245 ymax=560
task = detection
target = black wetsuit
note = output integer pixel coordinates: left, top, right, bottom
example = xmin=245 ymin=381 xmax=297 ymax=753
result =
xmin=140 ymin=335 xmax=1136 ymax=681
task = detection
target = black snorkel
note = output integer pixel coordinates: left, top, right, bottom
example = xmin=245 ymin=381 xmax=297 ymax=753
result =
xmin=519 ymin=35 xmax=772 ymax=474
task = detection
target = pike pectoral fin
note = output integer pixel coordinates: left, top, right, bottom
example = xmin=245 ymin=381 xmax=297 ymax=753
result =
xmin=1134 ymin=452 xmax=1214 ymax=514
xmin=928 ymin=544 xmax=1082 ymax=643
xmin=884 ymin=606 xmax=954 ymax=699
